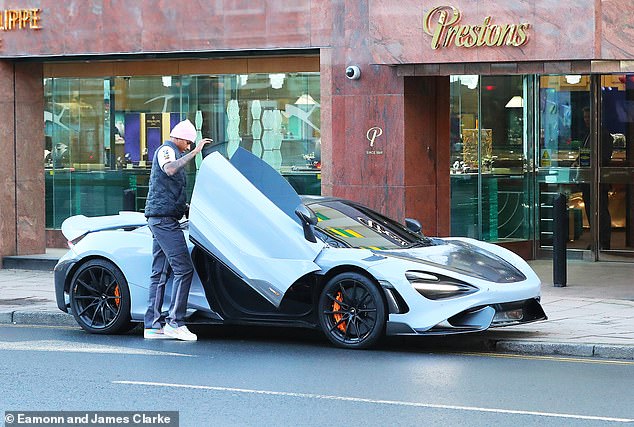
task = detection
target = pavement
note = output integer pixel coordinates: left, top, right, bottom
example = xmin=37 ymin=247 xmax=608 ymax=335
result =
xmin=0 ymin=254 xmax=633 ymax=359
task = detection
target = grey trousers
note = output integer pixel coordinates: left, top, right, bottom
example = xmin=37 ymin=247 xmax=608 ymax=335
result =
xmin=144 ymin=216 xmax=194 ymax=329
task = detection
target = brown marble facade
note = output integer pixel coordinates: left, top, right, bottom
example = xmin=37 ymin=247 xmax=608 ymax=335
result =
xmin=0 ymin=61 xmax=45 ymax=261
xmin=0 ymin=61 xmax=17 ymax=264
xmin=1 ymin=1 xmax=314 ymax=56
xmin=601 ymin=0 xmax=634 ymax=60
xmin=1 ymin=0 xmax=629 ymax=62
xmin=319 ymin=1 xmax=450 ymax=232
xmin=0 ymin=62 xmax=46 ymax=260
xmin=1 ymin=1 xmax=634 ymax=258
xmin=317 ymin=1 xmax=452 ymax=234
xmin=14 ymin=63 xmax=45 ymax=255
xmin=369 ymin=0 xmax=634 ymax=65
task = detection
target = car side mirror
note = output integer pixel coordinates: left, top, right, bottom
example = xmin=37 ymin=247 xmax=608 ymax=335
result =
xmin=295 ymin=205 xmax=318 ymax=243
xmin=405 ymin=218 xmax=422 ymax=234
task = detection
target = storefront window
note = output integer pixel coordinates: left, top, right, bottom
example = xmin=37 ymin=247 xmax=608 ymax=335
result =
xmin=44 ymin=71 xmax=320 ymax=228
xmin=450 ymin=75 xmax=534 ymax=243
xmin=44 ymin=78 xmax=109 ymax=228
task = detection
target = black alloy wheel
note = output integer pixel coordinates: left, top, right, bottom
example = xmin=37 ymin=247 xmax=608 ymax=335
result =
xmin=318 ymin=272 xmax=386 ymax=349
xmin=69 ymin=259 xmax=132 ymax=334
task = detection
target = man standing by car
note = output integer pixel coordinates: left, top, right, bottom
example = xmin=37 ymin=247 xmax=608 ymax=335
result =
xmin=143 ymin=119 xmax=211 ymax=341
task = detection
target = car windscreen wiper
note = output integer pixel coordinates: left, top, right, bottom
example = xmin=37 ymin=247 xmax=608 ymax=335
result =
xmin=405 ymin=238 xmax=435 ymax=248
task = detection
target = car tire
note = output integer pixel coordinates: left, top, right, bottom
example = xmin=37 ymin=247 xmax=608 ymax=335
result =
xmin=318 ymin=272 xmax=386 ymax=349
xmin=69 ymin=259 xmax=132 ymax=334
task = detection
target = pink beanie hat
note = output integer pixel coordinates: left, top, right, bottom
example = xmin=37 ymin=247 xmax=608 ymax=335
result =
xmin=170 ymin=119 xmax=197 ymax=142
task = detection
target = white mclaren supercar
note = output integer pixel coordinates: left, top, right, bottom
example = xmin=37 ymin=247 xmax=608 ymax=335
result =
xmin=54 ymin=148 xmax=546 ymax=349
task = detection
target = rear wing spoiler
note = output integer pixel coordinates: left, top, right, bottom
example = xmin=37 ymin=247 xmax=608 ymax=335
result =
xmin=61 ymin=211 xmax=148 ymax=242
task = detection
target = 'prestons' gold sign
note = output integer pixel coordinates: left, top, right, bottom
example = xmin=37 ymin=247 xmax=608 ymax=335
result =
xmin=423 ymin=6 xmax=529 ymax=49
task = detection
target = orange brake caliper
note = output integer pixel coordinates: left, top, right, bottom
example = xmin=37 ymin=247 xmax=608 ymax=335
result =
xmin=113 ymin=285 xmax=121 ymax=307
xmin=332 ymin=291 xmax=347 ymax=332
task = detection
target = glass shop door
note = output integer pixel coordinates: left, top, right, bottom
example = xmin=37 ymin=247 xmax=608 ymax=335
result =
xmin=537 ymin=74 xmax=634 ymax=261
xmin=537 ymin=75 xmax=594 ymax=258
xmin=598 ymin=74 xmax=634 ymax=261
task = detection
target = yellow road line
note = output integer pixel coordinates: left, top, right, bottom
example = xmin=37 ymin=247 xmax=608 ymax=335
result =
xmin=453 ymin=351 xmax=634 ymax=366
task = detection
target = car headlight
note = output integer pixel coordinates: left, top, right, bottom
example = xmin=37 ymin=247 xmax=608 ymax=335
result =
xmin=405 ymin=270 xmax=478 ymax=300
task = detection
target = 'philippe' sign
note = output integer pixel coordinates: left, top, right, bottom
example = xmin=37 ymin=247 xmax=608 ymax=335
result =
xmin=0 ymin=8 xmax=42 ymax=48
xmin=0 ymin=8 xmax=41 ymax=31
xmin=423 ymin=6 xmax=530 ymax=49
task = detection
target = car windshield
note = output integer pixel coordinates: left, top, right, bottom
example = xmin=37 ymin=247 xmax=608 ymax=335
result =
xmin=307 ymin=200 xmax=432 ymax=250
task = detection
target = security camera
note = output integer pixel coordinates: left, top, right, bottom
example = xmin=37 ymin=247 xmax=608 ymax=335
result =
xmin=345 ymin=65 xmax=361 ymax=80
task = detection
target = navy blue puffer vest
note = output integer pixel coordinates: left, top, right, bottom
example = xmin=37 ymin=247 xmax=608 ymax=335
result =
xmin=144 ymin=140 xmax=187 ymax=219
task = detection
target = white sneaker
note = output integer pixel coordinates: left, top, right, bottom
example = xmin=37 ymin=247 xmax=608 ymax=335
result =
xmin=163 ymin=324 xmax=197 ymax=341
xmin=144 ymin=328 xmax=172 ymax=340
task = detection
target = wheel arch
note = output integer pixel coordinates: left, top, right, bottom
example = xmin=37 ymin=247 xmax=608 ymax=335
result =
xmin=318 ymin=265 xmax=388 ymax=311
xmin=64 ymin=255 xmax=126 ymax=294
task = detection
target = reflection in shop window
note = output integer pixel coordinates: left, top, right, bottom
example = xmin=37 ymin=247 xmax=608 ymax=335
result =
xmin=44 ymin=72 xmax=321 ymax=229
xmin=449 ymin=75 xmax=533 ymax=243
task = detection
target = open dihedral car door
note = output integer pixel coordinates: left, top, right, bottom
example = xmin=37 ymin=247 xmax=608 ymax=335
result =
xmin=188 ymin=150 xmax=324 ymax=307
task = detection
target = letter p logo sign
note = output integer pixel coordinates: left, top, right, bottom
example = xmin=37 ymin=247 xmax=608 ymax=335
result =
xmin=366 ymin=126 xmax=383 ymax=147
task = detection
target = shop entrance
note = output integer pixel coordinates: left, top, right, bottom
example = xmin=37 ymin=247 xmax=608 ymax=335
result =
xmin=599 ymin=74 xmax=634 ymax=260
xmin=537 ymin=75 xmax=634 ymax=261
